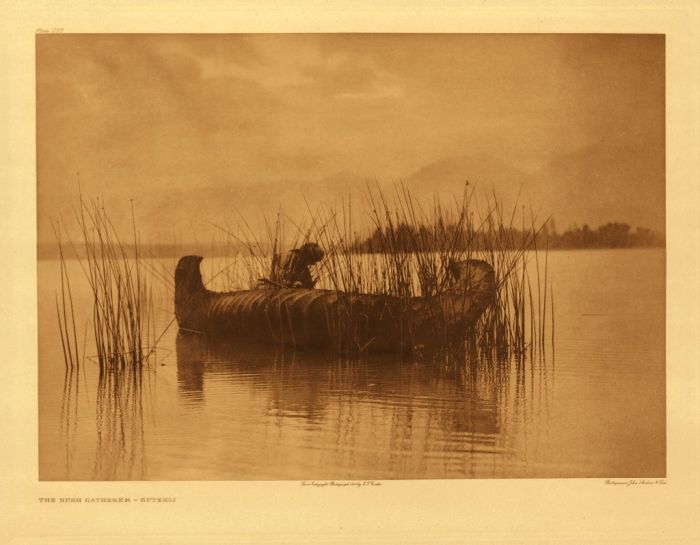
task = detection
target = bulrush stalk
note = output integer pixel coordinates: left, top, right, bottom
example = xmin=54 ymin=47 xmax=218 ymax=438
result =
xmin=55 ymin=196 xmax=154 ymax=373
xmin=212 ymin=184 xmax=553 ymax=363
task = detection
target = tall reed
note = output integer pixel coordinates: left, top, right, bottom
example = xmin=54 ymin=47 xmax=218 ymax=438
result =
xmin=53 ymin=223 xmax=86 ymax=478
xmin=81 ymin=199 xmax=154 ymax=371
xmin=54 ymin=196 xmax=156 ymax=372
xmin=53 ymin=197 xmax=155 ymax=478
xmin=53 ymin=224 xmax=81 ymax=371
xmin=217 ymin=183 xmax=552 ymax=362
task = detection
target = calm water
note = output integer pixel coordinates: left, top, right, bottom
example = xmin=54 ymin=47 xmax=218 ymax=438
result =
xmin=38 ymin=249 xmax=665 ymax=480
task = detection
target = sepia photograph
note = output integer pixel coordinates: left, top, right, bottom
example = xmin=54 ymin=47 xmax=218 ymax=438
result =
xmin=3 ymin=0 xmax=700 ymax=543
xmin=36 ymin=33 xmax=667 ymax=481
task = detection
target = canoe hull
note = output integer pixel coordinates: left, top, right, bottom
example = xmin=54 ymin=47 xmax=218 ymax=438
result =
xmin=175 ymin=256 xmax=495 ymax=353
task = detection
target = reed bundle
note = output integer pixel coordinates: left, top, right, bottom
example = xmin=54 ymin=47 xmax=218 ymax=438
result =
xmin=217 ymin=183 xmax=553 ymax=361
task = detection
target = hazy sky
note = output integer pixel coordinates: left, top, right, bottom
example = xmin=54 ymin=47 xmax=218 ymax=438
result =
xmin=37 ymin=34 xmax=664 ymax=243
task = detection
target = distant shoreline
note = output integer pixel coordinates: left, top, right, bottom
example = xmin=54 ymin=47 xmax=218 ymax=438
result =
xmin=38 ymin=219 xmax=665 ymax=260
xmin=37 ymin=244 xmax=665 ymax=261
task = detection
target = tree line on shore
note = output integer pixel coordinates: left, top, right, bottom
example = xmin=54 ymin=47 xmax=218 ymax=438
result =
xmin=352 ymin=221 xmax=665 ymax=253
xmin=39 ymin=221 xmax=665 ymax=260
xmin=545 ymin=222 xmax=664 ymax=249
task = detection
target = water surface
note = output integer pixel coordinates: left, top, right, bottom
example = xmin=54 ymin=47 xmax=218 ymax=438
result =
xmin=38 ymin=249 xmax=665 ymax=479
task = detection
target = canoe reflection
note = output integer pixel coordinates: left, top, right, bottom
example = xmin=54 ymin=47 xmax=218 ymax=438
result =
xmin=175 ymin=332 xmax=501 ymax=440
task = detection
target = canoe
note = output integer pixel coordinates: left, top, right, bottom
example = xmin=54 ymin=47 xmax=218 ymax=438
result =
xmin=174 ymin=255 xmax=496 ymax=353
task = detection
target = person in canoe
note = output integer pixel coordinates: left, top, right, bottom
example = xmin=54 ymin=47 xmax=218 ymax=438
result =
xmin=265 ymin=242 xmax=325 ymax=289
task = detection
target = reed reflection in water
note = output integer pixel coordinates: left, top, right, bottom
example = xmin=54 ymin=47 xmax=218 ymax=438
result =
xmin=59 ymin=364 xmax=152 ymax=480
xmin=55 ymin=324 xmax=160 ymax=483
xmin=92 ymin=364 xmax=150 ymax=480
xmin=170 ymin=332 xmax=546 ymax=479
xmin=43 ymin=249 xmax=664 ymax=480
xmin=59 ymin=364 xmax=82 ymax=479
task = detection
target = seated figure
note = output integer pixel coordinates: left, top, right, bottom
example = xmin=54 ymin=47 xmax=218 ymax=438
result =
xmin=278 ymin=242 xmax=324 ymax=288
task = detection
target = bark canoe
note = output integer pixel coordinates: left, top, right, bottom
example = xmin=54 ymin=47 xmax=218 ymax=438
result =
xmin=175 ymin=255 xmax=496 ymax=353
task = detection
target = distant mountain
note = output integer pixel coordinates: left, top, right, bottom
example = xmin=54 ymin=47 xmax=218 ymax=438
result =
xmin=406 ymin=154 xmax=534 ymax=192
xmin=402 ymin=154 xmax=550 ymax=222
xmin=136 ymin=172 xmax=377 ymax=245
xmin=401 ymin=149 xmax=664 ymax=232
xmin=41 ymin=148 xmax=663 ymax=246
